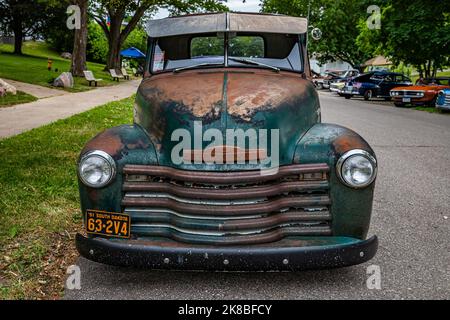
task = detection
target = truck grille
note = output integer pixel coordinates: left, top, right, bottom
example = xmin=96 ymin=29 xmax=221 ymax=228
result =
xmin=445 ymin=94 xmax=450 ymax=104
xmin=122 ymin=164 xmax=332 ymax=245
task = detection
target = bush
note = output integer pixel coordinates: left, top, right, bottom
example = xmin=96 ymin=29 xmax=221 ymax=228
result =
xmin=87 ymin=22 xmax=108 ymax=64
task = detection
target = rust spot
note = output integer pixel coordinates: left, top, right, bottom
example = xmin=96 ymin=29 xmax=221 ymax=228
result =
xmin=126 ymin=139 xmax=150 ymax=151
xmin=227 ymin=70 xmax=308 ymax=121
xmin=332 ymin=131 xmax=370 ymax=155
xmin=87 ymin=188 xmax=99 ymax=202
xmin=140 ymin=71 xmax=224 ymax=118
xmin=83 ymin=130 xmax=123 ymax=157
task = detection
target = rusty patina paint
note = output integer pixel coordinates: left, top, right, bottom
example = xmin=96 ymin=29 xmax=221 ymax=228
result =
xmin=130 ymin=226 xmax=332 ymax=246
xmin=227 ymin=70 xmax=308 ymax=121
xmin=139 ymin=71 xmax=224 ymax=118
xmin=294 ymin=123 xmax=376 ymax=239
xmin=332 ymin=130 xmax=371 ymax=155
xmin=122 ymin=195 xmax=331 ymax=215
xmin=83 ymin=129 xmax=124 ymax=159
xmin=81 ymin=125 xmax=152 ymax=160
xmin=123 ymin=180 xmax=329 ymax=199
xmin=135 ymin=69 xmax=319 ymax=169
xmin=123 ymin=163 xmax=329 ymax=184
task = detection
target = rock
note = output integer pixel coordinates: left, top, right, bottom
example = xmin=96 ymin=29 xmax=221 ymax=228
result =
xmin=0 ymin=78 xmax=17 ymax=95
xmin=61 ymin=52 xmax=72 ymax=60
xmin=53 ymin=72 xmax=74 ymax=88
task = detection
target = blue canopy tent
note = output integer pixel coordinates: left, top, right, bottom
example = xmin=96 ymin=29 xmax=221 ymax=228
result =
xmin=120 ymin=47 xmax=146 ymax=77
xmin=120 ymin=47 xmax=146 ymax=59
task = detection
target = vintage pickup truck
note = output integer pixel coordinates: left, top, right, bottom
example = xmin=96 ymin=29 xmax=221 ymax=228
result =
xmin=75 ymin=13 xmax=378 ymax=271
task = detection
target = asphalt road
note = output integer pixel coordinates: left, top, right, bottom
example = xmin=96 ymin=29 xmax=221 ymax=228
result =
xmin=65 ymin=91 xmax=450 ymax=300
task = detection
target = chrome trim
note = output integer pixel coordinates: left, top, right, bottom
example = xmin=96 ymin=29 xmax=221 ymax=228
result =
xmin=78 ymin=150 xmax=116 ymax=188
xmin=124 ymin=207 xmax=266 ymax=220
xmin=124 ymin=192 xmax=266 ymax=206
xmin=131 ymin=222 xmax=330 ymax=237
xmin=336 ymin=149 xmax=377 ymax=189
xmin=390 ymin=90 xmax=425 ymax=98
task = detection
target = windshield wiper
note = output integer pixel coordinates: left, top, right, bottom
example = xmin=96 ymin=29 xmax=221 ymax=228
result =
xmin=228 ymin=57 xmax=280 ymax=72
xmin=173 ymin=62 xmax=224 ymax=73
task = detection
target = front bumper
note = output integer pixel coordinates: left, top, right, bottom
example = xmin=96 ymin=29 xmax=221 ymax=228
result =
xmin=436 ymin=103 xmax=450 ymax=111
xmin=76 ymin=234 xmax=378 ymax=271
xmin=392 ymin=97 xmax=430 ymax=106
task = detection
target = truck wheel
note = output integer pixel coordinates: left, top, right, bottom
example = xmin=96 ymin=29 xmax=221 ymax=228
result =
xmin=394 ymin=102 xmax=404 ymax=107
xmin=364 ymin=90 xmax=373 ymax=101
xmin=344 ymin=95 xmax=352 ymax=99
xmin=317 ymin=83 xmax=323 ymax=90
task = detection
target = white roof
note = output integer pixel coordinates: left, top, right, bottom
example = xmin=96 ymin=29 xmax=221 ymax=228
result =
xmin=146 ymin=12 xmax=308 ymax=37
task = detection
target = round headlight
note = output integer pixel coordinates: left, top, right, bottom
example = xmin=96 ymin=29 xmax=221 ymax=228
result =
xmin=78 ymin=150 xmax=116 ymax=188
xmin=336 ymin=150 xmax=377 ymax=188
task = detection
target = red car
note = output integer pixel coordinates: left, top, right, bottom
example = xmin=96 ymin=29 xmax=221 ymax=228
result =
xmin=390 ymin=77 xmax=450 ymax=107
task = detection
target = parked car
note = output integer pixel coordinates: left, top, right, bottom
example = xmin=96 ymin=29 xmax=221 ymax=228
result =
xmin=321 ymin=69 xmax=359 ymax=90
xmin=343 ymin=71 xmax=412 ymax=100
xmin=313 ymin=70 xmax=343 ymax=89
xmin=390 ymin=77 xmax=450 ymax=107
xmin=436 ymin=88 xmax=450 ymax=111
xmin=75 ymin=13 xmax=378 ymax=271
xmin=329 ymin=70 xmax=360 ymax=94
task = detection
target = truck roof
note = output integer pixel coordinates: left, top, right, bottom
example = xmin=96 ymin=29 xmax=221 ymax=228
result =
xmin=146 ymin=12 xmax=308 ymax=38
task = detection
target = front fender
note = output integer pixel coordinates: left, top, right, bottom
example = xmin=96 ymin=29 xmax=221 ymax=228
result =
xmin=293 ymin=123 xmax=376 ymax=239
xmin=78 ymin=125 xmax=158 ymax=216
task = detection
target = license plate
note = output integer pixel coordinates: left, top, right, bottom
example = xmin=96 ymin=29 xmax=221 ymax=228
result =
xmin=403 ymin=97 xmax=411 ymax=103
xmin=86 ymin=209 xmax=131 ymax=239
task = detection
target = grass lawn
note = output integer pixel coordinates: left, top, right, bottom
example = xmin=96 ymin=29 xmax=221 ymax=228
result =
xmin=0 ymin=96 xmax=133 ymax=299
xmin=411 ymin=70 xmax=450 ymax=83
xmin=0 ymin=91 xmax=38 ymax=107
xmin=413 ymin=106 xmax=449 ymax=114
xmin=0 ymin=42 xmax=119 ymax=92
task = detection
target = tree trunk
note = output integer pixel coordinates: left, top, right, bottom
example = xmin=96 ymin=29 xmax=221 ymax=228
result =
xmin=105 ymin=14 xmax=124 ymax=71
xmin=70 ymin=0 xmax=88 ymax=77
xmin=106 ymin=36 xmax=122 ymax=71
xmin=12 ymin=19 xmax=23 ymax=55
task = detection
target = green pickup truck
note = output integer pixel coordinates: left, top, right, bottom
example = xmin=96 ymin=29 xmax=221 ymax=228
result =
xmin=75 ymin=12 xmax=378 ymax=271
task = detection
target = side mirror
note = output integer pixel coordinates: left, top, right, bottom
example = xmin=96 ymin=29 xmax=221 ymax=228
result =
xmin=311 ymin=28 xmax=322 ymax=41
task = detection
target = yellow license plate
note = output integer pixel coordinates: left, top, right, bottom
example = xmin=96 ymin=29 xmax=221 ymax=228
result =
xmin=86 ymin=209 xmax=131 ymax=239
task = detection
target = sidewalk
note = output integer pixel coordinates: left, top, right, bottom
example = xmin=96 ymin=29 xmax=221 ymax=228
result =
xmin=5 ymin=79 xmax=67 ymax=99
xmin=0 ymin=80 xmax=140 ymax=139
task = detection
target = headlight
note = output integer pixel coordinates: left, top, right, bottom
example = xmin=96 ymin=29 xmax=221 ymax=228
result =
xmin=336 ymin=150 xmax=377 ymax=188
xmin=78 ymin=150 xmax=116 ymax=188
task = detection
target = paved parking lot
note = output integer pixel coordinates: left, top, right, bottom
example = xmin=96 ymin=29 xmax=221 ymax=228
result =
xmin=65 ymin=91 xmax=450 ymax=300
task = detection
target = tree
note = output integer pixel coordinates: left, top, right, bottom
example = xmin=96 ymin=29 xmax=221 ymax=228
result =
xmin=91 ymin=0 xmax=228 ymax=70
xmin=0 ymin=0 xmax=47 ymax=54
xmin=359 ymin=0 xmax=450 ymax=78
xmin=41 ymin=0 xmax=74 ymax=54
xmin=262 ymin=0 xmax=371 ymax=69
xmin=71 ymin=0 xmax=89 ymax=77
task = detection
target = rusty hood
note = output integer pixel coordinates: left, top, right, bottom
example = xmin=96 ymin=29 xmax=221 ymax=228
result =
xmin=135 ymin=68 xmax=320 ymax=169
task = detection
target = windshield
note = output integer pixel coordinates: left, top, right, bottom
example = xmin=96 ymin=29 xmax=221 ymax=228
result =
xmin=150 ymin=32 xmax=303 ymax=73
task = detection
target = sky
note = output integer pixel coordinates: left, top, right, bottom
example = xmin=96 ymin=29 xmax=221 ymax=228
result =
xmin=153 ymin=0 xmax=263 ymax=19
